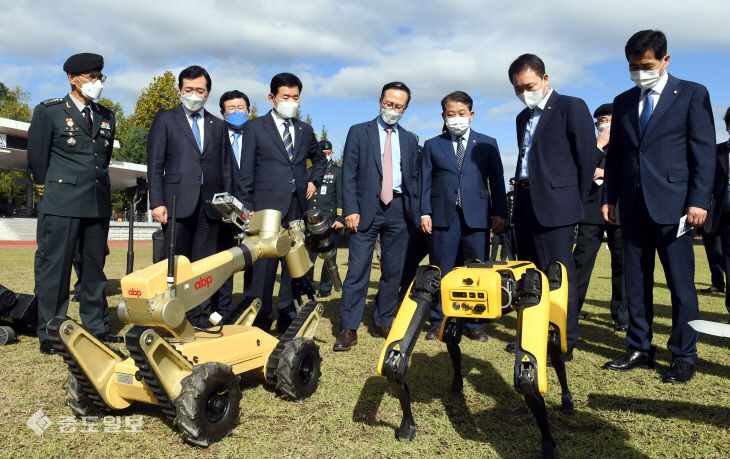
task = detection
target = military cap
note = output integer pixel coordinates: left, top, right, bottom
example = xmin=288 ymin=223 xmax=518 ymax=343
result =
xmin=319 ymin=139 xmax=333 ymax=151
xmin=593 ymin=103 xmax=613 ymax=118
xmin=63 ymin=53 xmax=104 ymax=74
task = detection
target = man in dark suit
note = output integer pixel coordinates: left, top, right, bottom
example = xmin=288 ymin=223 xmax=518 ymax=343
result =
xmin=702 ymin=106 xmax=730 ymax=321
xmin=572 ymin=103 xmax=628 ymax=332
xmin=420 ymin=91 xmax=506 ymax=342
xmin=334 ymin=81 xmax=420 ymax=351
xmin=603 ymin=30 xmax=716 ymax=383
xmin=216 ymin=89 xmax=251 ymax=324
xmin=147 ymin=65 xmax=234 ymax=328
xmin=28 ymin=53 xmax=120 ymax=354
xmin=238 ymin=73 xmax=326 ymax=333
xmin=508 ymin=54 xmax=596 ymax=356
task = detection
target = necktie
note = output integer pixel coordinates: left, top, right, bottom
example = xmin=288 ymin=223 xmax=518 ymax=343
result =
xmin=639 ymin=89 xmax=653 ymax=135
xmin=82 ymin=106 xmax=92 ymax=132
xmin=456 ymin=136 xmax=465 ymax=206
xmin=283 ymin=121 xmax=293 ymax=160
xmin=232 ymin=132 xmax=242 ymax=166
xmin=190 ymin=112 xmax=202 ymax=151
xmin=381 ymin=126 xmax=394 ymax=205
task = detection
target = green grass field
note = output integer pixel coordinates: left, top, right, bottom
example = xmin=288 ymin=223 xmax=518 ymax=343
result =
xmin=1 ymin=245 xmax=728 ymax=458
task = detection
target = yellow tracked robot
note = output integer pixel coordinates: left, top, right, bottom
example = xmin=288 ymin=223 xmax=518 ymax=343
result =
xmin=377 ymin=261 xmax=573 ymax=458
xmin=47 ymin=194 xmax=341 ymax=447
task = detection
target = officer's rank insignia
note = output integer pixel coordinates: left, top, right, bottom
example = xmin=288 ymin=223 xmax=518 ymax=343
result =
xmin=101 ymin=121 xmax=110 ymax=130
xmin=104 ymin=140 xmax=109 ymax=147
xmin=67 ymin=137 xmax=77 ymax=146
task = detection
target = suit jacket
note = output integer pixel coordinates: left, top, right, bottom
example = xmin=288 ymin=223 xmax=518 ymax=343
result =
xmin=705 ymin=142 xmax=729 ymax=235
xmin=421 ymin=130 xmax=506 ymax=229
xmin=238 ymin=111 xmax=325 ymax=214
xmin=515 ymin=90 xmax=595 ymax=227
xmin=147 ymin=105 xmax=233 ymax=219
xmin=341 ymin=117 xmax=420 ymax=230
xmin=28 ymin=94 xmax=115 ymax=218
xmin=605 ymin=74 xmax=716 ymax=225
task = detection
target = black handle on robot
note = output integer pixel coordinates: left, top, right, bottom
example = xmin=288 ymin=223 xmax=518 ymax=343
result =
xmin=167 ymin=196 xmax=177 ymax=287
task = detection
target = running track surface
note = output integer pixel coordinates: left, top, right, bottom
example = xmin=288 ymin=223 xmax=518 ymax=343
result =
xmin=0 ymin=241 xmax=153 ymax=249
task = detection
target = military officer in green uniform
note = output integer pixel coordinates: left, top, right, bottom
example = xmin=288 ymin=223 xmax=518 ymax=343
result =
xmin=308 ymin=140 xmax=344 ymax=298
xmin=28 ymin=53 xmax=121 ymax=354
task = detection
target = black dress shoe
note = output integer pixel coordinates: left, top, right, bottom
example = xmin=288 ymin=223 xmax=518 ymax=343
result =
xmin=71 ymin=292 xmax=80 ymax=303
xmin=276 ymin=318 xmax=293 ymax=334
xmin=40 ymin=340 xmax=57 ymax=355
xmin=464 ymin=327 xmax=488 ymax=342
xmin=662 ymin=359 xmax=695 ymax=383
xmin=96 ymin=332 xmax=123 ymax=343
xmin=505 ymin=341 xmax=518 ymax=354
xmin=370 ymin=326 xmax=391 ymax=338
xmin=603 ymin=347 xmax=655 ymax=371
xmin=333 ymin=329 xmax=357 ymax=351
xmin=698 ymin=286 xmax=723 ymax=293
xmin=425 ymin=325 xmax=440 ymax=340
xmin=315 ymin=291 xmax=331 ymax=299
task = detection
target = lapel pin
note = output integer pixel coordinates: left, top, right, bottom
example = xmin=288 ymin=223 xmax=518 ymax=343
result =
xmin=472 ymin=139 xmax=476 ymax=143
xmin=548 ymin=106 xmax=552 ymax=110
xmin=673 ymin=90 xmax=678 ymax=94
xmin=104 ymin=140 xmax=110 ymax=147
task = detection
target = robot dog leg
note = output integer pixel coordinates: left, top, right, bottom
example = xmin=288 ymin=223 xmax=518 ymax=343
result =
xmin=376 ymin=265 xmax=441 ymax=441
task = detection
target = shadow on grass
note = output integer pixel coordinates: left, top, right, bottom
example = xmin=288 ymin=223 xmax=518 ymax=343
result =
xmin=587 ymin=393 xmax=730 ymax=429
xmin=353 ymin=351 xmax=644 ymax=457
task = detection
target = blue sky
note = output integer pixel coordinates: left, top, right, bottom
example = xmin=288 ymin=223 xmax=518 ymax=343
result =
xmin=2 ymin=0 xmax=729 ymax=181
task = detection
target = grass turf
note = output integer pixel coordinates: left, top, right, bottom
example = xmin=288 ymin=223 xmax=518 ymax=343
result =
xmin=0 ymin=244 xmax=729 ymax=458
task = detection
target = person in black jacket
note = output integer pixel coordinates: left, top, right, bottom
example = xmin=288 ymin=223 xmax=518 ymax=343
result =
xmin=704 ymin=106 xmax=730 ymax=321
xmin=572 ymin=103 xmax=628 ymax=332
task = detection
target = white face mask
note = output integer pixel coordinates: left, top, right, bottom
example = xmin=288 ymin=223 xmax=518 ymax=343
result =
xmin=75 ymin=77 xmax=103 ymax=101
xmin=180 ymin=93 xmax=207 ymax=112
xmin=630 ymin=61 xmax=665 ymax=89
xmin=518 ymin=87 xmax=545 ymax=109
xmin=379 ymin=107 xmax=403 ymax=125
xmin=275 ymin=100 xmax=299 ymax=119
xmin=597 ymin=122 xmax=610 ymax=133
xmin=445 ymin=116 xmax=470 ymax=137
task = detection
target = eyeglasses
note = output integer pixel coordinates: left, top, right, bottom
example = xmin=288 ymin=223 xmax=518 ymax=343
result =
xmin=381 ymin=101 xmax=406 ymax=112
xmin=181 ymin=87 xmax=208 ymax=97
xmin=78 ymin=72 xmax=106 ymax=83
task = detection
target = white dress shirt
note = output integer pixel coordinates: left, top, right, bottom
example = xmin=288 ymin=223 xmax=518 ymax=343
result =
xmin=271 ymin=109 xmax=295 ymax=147
xmin=182 ymin=105 xmax=205 ymax=149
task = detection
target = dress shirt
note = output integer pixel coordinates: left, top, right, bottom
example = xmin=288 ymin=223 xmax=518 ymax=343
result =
xmin=271 ymin=109 xmax=296 ymax=147
xmin=450 ymin=127 xmax=471 ymax=156
xmin=519 ymin=88 xmax=553 ymax=179
xmin=228 ymin=128 xmax=242 ymax=167
xmin=637 ymin=70 xmax=668 ymax=116
xmin=68 ymin=93 xmax=93 ymax=124
xmin=377 ymin=115 xmax=402 ymax=192
xmin=181 ymin=105 xmax=205 ymax=149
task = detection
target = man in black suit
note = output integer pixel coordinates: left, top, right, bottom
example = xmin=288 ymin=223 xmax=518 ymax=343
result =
xmin=572 ymin=103 xmax=628 ymax=332
xmin=216 ymin=89 xmax=251 ymax=324
xmin=603 ymin=30 xmax=716 ymax=383
xmin=508 ymin=54 xmax=596 ymax=356
xmin=334 ymin=82 xmax=420 ymax=351
xmin=238 ymin=73 xmax=326 ymax=333
xmin=147 ymin=65 xmax=234 ymax=328
xmin=704 ymin=106 xmax=730 ymax=321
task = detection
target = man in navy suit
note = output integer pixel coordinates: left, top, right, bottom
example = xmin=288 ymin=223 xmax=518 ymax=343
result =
xmin=238 ymin=73 xmax=326 ymax=333
xmin=216 ymin=89 xmax=250 ymax=324
xmin=420 ymin=91 xmax=506 ymax=342
xmin=334 ymin=81 xmax=420 ymax=351
xmin=508 ymin=54 xmax=596 ymax=357
xmin=147 ymin=65 xmax=234 ymax=328
xmin=603 ymin=30 xmax=715 ymax=383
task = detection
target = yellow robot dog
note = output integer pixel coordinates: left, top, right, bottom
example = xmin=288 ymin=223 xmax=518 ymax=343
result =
xmin=377 ymin=260 xmax=573 ymax=458
xmin=47 ymin=194 xmax=340 ymax=447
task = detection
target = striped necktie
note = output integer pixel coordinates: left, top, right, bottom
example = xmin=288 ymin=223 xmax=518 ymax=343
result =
xmin=283 ymin=121 xmax=293 ymax=160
